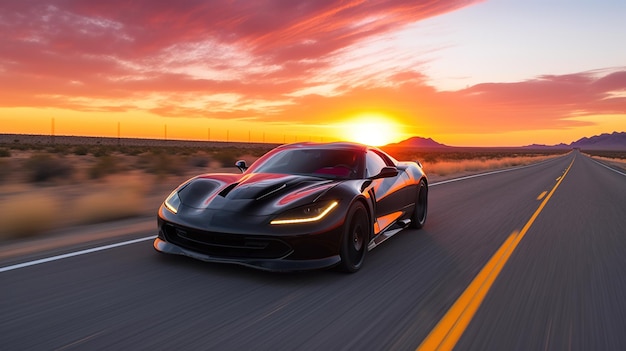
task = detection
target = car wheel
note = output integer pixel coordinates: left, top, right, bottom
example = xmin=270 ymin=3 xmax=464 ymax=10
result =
xmin=410 ymin=179 xmax=428 ymax=229
xmin=339 ymin=202 xmax=368 ymax=273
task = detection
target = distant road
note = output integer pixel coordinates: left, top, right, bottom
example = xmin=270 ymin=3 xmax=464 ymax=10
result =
xmin=1 ymin=151 xmax=625 ymax=350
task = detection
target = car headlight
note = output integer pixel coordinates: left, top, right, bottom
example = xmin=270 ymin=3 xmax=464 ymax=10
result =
xmin=164 ymin=191 xmax=181 ymax=214
xmin=270 ymin=201 xmax=338 ymax=225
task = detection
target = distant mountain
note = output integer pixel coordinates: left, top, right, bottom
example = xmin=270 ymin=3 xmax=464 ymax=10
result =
xmin=388 ymin=131 xmax=626 ymax=151
xmin=523 ymin=132 xmax=626 ymax=151
xmin=386 ymin=136 xmax=450 ymax=149
xmin=570 ymin=132 xmax=626 ymax=150
xmin=521 ymin=143 xmax=569 ymax=150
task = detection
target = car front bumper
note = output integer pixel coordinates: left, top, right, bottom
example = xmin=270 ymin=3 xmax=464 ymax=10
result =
xmin=154 ymin=237 xmax=341 ymax=272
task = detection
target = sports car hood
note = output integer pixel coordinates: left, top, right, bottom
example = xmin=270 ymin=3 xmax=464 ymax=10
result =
xmin=176 ymin=173 xmax=336 ymax=215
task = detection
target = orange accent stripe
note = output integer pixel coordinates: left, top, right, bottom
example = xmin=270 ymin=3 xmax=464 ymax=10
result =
xmin=374 ymin=211 xmax=403 ymax=234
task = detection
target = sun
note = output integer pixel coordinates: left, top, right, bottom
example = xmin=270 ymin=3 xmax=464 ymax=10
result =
xmin=341 ymin=114 xmax=400 ymax=146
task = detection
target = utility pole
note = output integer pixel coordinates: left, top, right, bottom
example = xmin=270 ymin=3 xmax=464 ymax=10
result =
xmin=51 ymin=117 xmax=55 ymax=144
xmin=117 ymin=121 xmax=121 ymax=146
xmin=164 ymin=124 xmax=167 ymax=140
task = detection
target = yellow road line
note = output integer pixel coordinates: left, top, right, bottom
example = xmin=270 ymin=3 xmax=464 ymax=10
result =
xmin=536 ymin=191 xmax=547 ymax=201
xmin=417 ymin=157 xmax=575 ymax=351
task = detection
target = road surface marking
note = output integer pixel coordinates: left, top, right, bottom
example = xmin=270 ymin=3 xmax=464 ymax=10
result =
xmin=0 ymin=236 xmax=156 ymax=273
xmin=588 ymin=157 xmax=626 ymax=177
xmin=417 ymin=157 xmax=575 ymax=351
xmin=536 ymin=191 xmax=547 ymax=200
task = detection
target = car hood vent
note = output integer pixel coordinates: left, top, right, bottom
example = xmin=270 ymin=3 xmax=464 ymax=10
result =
xmin=218 ymin=182 xmax=239 ymax=198
xmin=224 ymin=173 xmax=329 ymax=201
xmin=255 ymin=183 xmax=287 ymax=200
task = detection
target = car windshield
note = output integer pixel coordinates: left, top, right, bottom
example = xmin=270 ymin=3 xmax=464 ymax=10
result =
xmin=254 ymin=149 xmax=364 ymax=179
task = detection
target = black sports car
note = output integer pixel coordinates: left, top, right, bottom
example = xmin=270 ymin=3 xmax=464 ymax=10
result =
xmin=154 ymin=142 xmax=428 ymax=272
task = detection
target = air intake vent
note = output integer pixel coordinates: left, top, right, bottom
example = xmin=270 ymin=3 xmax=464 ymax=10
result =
xmin=256 ymin=183 xmax=287 ymax=200
xmin=218 ymin=183 xmax=239 ymax=197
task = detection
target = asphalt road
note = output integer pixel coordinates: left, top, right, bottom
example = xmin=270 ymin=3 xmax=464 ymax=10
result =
xmin=1 ymin=151 xmax=625 ymax=350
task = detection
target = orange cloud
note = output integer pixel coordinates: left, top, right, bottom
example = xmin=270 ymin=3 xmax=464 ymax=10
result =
xmin=0 ymin=1 xmax=476 ymax=106
xmin=1 ymin=1 xmax=624 ymax=146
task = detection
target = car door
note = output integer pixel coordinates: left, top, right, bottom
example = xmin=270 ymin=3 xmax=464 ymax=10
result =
xmin=364 ymin=150 xmax=412 ymax=234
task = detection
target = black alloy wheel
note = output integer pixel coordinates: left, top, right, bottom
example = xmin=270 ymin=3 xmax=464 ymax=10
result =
xmin=339 ymin=202 xmax=368 ymax=273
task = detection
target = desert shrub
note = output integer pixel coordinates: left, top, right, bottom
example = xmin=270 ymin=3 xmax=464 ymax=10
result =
xmin=92 ymin=146 xmax=110 ymax=157
xmin=74 ymin=145 xmax=89 ymax=155
xmin=48 ymin=144 xmax=71 ymax=154
xmin=0 ymin=159 xmax=9 ymax=183
xmin=71 ymin=182 xmax=144 ymax=224
xmin=0 ymin=193 xmax=59 ymax=238
xmin=24 ymin=154 xmax=74 ymax=183
xmin=188 ymin=155 xmax=210 ymax=168
xmin=0 ymin=148 xmax=10 ymax=157
xmin=586 ymin=150 xmax=626 ymax=159
xmin=177 ymin=147 xmax=194 ymax=156
xmin=165 ymin=147 xmax=182 ymax=155
xmin=10 ymin=142 xmax=30 ymax=151
xmin=213 ymin=148 xmax=241 ymax=167
xmin=89 ymin=155 xmax=121 ymax=179
xmin=138 ymin=151 xmax=185 ymax=176
xmin=119 ymin=146 xmax=144 ymax=156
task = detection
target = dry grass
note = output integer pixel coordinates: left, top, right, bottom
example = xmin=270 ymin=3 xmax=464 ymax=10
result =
xmin=423 ymin=155 xmax=558 ymax=177
xmin=0 ymin=174 xmax=150 ymax=239
xmin=589 ymin=155 xmax=626 ymax=172
xmin=70 ymin=178 xmax=147 ymax=224
xmin=591 ymin=156 xmax=626 ymax=165
xmin=0 ymin=193 xmax=60 ymax=239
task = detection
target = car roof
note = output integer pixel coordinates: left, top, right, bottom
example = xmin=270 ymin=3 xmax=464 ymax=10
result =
xmin=276 ymin=142 xmax=370 ymax=152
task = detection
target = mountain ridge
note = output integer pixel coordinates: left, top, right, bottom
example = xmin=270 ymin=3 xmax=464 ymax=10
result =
xmin=387 ymin=132 xmax=626 ymax=151
xmin=523 ymin=131 xmax=626 ymax=151
xmin=385 ymin=136 xmax=450 ymax=149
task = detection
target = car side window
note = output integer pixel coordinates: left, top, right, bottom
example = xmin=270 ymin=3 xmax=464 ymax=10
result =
xmin=365 ymin=150 xmax=388 ymax=177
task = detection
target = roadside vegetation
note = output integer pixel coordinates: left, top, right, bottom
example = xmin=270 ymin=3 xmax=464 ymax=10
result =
xmin=583 ymin=150 xmax=626 ymax=171
xmin=382 ymin=147 xmax=568 ymax=177
xmin=583 ymin=150 xmax=626 ymax=160
xmin=0 ymin=141 xmax=273 ymax=240
xmin=0 ymin=140 xmax=568 ymax=240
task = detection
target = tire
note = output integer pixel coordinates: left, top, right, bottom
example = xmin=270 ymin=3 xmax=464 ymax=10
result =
xmin=410 ymin=179 xmax=428 ymax=229
xmin=339 ymin=202 xmax=369 ymax=273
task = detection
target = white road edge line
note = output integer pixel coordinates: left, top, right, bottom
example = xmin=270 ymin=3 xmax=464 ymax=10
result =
xmin=0 ymin=156 xmax=564 ymax=274
xmin=588 ymin=157 xmax=626 ymax=177
xmin=0 ymin=236 xmax=156 ymax=273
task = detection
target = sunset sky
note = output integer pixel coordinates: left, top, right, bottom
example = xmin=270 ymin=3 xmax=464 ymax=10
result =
xmin=1 ymin=0 xmax=625 ymax=146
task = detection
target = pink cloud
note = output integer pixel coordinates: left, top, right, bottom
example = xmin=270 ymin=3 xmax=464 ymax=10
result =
xmin=1 ymin=2 xmax=467 ymax=82
xmin=2 ymin=0 xmax=624 ymax=137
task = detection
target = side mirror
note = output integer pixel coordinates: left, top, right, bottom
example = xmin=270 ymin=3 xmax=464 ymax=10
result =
xmin=371 ymin=166 xmax=398 ymax=179
xmin=235 ymin=160 xmax=248 ymax=173
xmin=415 ymin=160 xmax=423 ymax=169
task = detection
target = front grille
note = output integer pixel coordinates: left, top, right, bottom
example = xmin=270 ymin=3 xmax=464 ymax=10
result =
xmin=162 ymin=224 xmax=292 ymax=259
